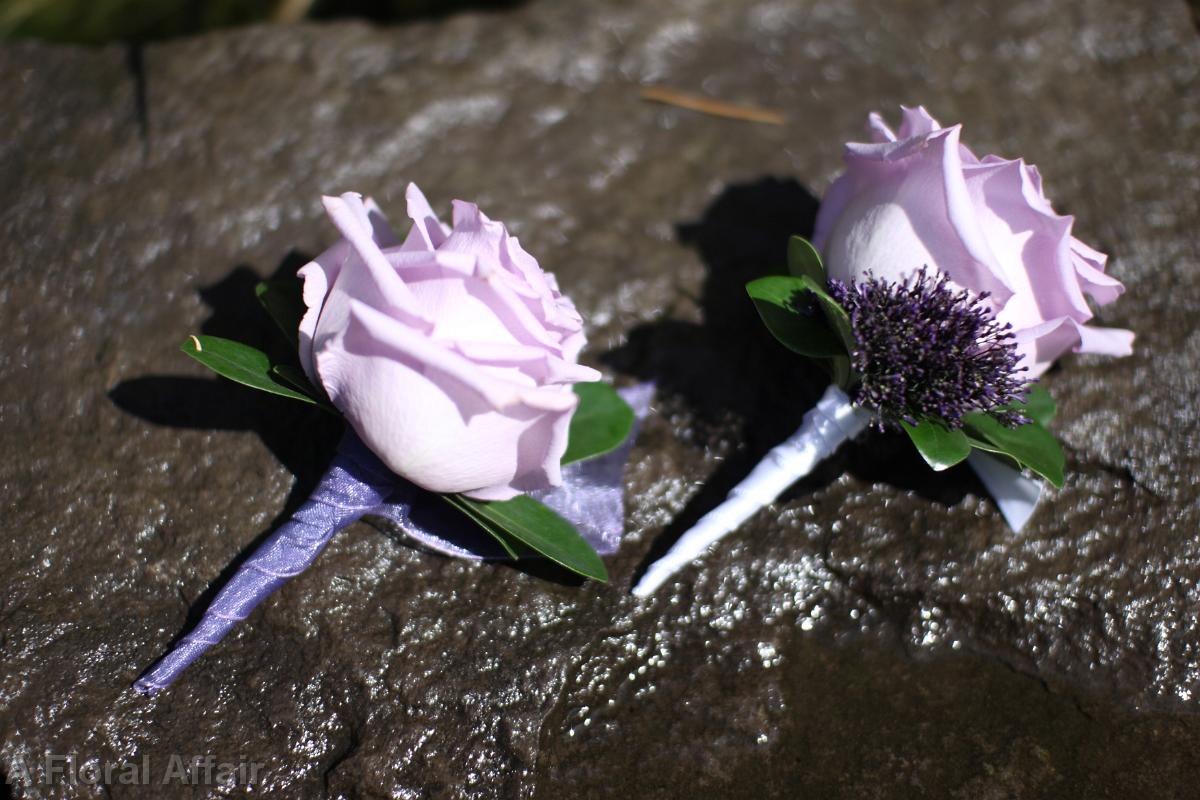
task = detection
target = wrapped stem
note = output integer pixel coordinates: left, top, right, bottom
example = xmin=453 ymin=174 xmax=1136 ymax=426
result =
xmin=134 ymin=434 xmax=395 ymax=695
xmin=632 ymin=385 xmax=868 ymax=597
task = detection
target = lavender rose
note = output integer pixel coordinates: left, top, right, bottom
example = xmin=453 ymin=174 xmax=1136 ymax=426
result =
xmin=813 ymin=106 xmax=1133 ymax=377
xmin=298 ymin=184 xmax=600 ymax=501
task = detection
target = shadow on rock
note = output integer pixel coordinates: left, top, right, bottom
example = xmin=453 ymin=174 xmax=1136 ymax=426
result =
xmin=605 ymin=177 xmax=983 ymax=579
xmin=110 ymin=251 xmax=342 ymax=497
xmin=110 ymin=253 xmax=347 ymax=649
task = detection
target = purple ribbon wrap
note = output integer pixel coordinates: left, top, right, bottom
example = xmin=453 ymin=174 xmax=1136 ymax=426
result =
xmin=134 ymin=384 xmax=652 ymax=695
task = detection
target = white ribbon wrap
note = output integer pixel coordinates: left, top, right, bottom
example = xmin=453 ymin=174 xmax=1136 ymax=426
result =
xmin=632 ymin=384 xmax=1046 ymax=597
xmin=967 ymin=451 xmax=1042 ymax=532
xmin=632 ymin=385 xmax=868 ymax=597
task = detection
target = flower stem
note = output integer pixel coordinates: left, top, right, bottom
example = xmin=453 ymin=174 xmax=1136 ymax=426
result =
xmin=632 ymin=385 xmax=868 ymax=597
xmin=133 ymin=432 xmax=395 ymax=695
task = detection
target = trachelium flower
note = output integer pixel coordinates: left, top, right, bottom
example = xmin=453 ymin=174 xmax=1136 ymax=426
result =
xmin=829 ymin=268 xmax=1029 ymax=431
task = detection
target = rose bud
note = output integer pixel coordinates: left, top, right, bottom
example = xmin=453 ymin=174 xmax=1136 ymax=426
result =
xmin=298 ymin=184 xmax=600 ymax=501
xmin=813 ymin=106 xmax=1133 ymax=377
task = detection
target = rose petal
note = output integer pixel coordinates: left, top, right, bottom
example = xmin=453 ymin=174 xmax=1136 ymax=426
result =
xmin=381 ymin=247 xmax=476 ymax=279
xmin=867 ymin=111 xmax=898 ymax=143
xmin=346 ymin=301 xmax=576 ymax=413
xmin=298 ymin=239 xmax=349 ymax=385
xmin=821 ymin=126 xmax=1014 ymax=302
xmin=400 ymin=182 xmax=449 ymax=252
xmin=466 ymin=261 xmax=574 ymax=356
xmin=1014 ymin=316 xmax=1135 ymax=377
xmin=453 ymin=340 xmax=601 ymax=385
xmin=499 ymin=229 xmax=549 ymax=292
xmin=811 ymin=172 xmax=858 ymax=253
xmin=320 ymin=193 xmax=430 ymax=328
xmin=1073 ymin=321 xmax=1135 ymax=357
xmin=1070 ymin=238 xmax=1124 ymax=306
xmin=298 ymin=197 xmax=397 ymax=383
xmin=440 ymin=199 xmax=508 ymax=261
xmin=408 ymin=275 xmax=528 ymax=347
xmin=962 ymin=158 xmax=1096 ymax=330
xmin=559 ymin=328 xmax=587 ymax=365
xmin=896 ymin=105 xmax=941 ymax=138
xmin=363 ymin=196 xmax=401 ymax=248
xmin=462 ymin=401 xmax=575 ymax=500
xmin=315 ymin=302 xmax=577 ymax=495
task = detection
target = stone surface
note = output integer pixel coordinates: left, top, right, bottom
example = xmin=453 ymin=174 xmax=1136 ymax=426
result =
xmin=2 ymin=0 xmax=1199 ymax=797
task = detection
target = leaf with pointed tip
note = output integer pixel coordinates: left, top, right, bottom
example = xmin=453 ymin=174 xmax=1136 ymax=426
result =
xmin=270 ymin=364 xmax=336 ymax=413
xmin=829 ymin=354 xmax=852 ymax=388
xmin=563 ymin=382 xmax=635 ymax=465
xmin=1011 ymin=384 xmax=1056 ymax=427
xmin=182 ymin=335 xmax=316 ymax=405
xmin=450 ymin=493 xmax=608 ymax=581
xmin=796 ymin=273 xmax=857 ymax=363
xmin=270 ymin=363 xmax=318 ymax=396
xmin=442 ymin=495 xmax=529 ymax=560
xmin=962 ymin=432 xmax=1022 ymax=470
xmin=902 ymin=419 xmax=972 ymax=471
xmin=256 ymin=279 xmax=306 ymax=348
xmin=746 ymin=276 xmax=845 ymax=358
xmin=786 ymin=235 xmax=826 ymax=284
xmin=963 ymin=412 xmax=1064 ymax=488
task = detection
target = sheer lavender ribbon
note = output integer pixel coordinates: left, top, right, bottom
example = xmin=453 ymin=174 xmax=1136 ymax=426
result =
xmin=134 ymin=384 xmax=653 ymax=695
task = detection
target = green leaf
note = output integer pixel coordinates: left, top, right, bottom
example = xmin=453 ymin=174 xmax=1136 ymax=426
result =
xmin=829 ymin=354 xmax=852 ymax=388
xmin=182 ymin=335 xmax=317 ymax=404
xmin=270 ymin=363 xmax=319 ymax=397
xmin=796 ymin=273 xmax=856 ymax=359
xmin=786 ymin=236 xmax=826 ymax=284
xmin=963 ymin=412 xmax=1064 ymax=488
xmin=746 ymin=276 xmax=845 ymax=358
xmin=902 ymin=419 xmax=972 ymax=471
xmin=449 ymin=494 xmax=608 ymax=582
xmin=270 ymin=364 xmax=337 ymax=413
xmin=961 ymin=433 xmax=1023 ymax=471
xmin=256 ymin=279 xmax=306 ymax=348
xmin=1012 ymin=384 xmax=1056 ymax=427
xmin=562 ymin=382 xmax=636 ymax=465
xmin=442 ymin=495 xmax=526 ymax=559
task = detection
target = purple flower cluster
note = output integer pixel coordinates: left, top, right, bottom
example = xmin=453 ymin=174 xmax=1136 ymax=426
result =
xmin=828 ymin=268 xmax=1028 ymax=430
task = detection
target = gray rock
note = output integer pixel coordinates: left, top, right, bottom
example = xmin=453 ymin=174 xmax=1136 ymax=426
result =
xmin=2 ymin=0 xmax=1199 ymax=797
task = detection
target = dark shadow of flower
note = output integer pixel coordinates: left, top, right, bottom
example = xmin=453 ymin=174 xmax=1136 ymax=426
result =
xmin=109 ymin=252 xmax=348 ymax=641
xmin=110 ymin=252 xmax=342 ymax=501
xmin=603 ymin=177 xmax=983 ymax=582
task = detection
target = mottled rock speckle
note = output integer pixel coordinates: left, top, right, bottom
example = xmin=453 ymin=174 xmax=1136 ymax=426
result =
xmin=2 ymin=0 xmax=1199 ymax=797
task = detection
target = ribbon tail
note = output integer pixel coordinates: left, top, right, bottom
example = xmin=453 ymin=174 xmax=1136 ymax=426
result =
xmin=133 ymin=433 xmax=397 ymax=695
xmin=533 ymin=382 xmax=655 ymax=556
xmin=372 ymin=492 xmax=510 ymax=560
xmin=967 ymin=451 xmax=1043 ymax=532
xmin=632 ymin=385 xmax=868 ymax=597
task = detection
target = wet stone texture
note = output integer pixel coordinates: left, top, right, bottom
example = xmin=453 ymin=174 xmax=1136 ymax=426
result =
xmin=2 ymin=0 xmax=1199 ymax=797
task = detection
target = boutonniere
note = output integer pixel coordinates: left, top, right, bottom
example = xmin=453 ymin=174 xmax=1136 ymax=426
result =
xmin=634 ymin=107 xmax=1133 ymax=596
xmin=136 ymin=184 xmax=646 ymax=693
